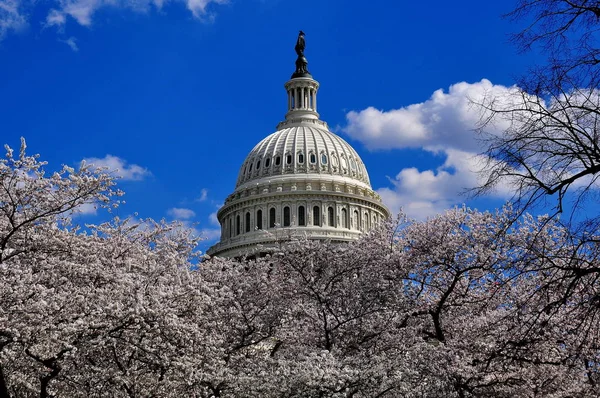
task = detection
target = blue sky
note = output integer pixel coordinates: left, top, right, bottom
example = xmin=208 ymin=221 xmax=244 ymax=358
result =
xmin=0 ymin=0 xmax=542 ymax=252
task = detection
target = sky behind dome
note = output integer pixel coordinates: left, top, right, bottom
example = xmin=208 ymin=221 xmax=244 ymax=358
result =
xmin=0 ymin=0 xmax=542 ymax=252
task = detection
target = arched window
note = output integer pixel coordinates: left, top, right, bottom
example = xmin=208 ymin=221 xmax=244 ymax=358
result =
xmin=256 ymin=160 xmax=261 ymax=170
xmin=353 ymin=210 xmax=359 ymax=230
xmin=265 ymin=158 xmax=271 ymax=168
xmin=350 ymin=158 xmax=357 ymax=170
xmin=249 ymin=163 xmax=253 ymax=173
xmin=283 ymin=206 xmax=291 ymax=227
xmin=275 ymin=156 xmax=281 ymax=166
xmin=257 ymin=210 xmax=263 ymax=230
xmin=310 ymin=153 xmax=317 ymax=164
xmin=341 ymin=156 xmax=348 ymax=168
xmin=286 ymin=153 xmax=292 ymax=165
xmin=298 ymin=153 xmax=304 ymax=164
xmin=298 ymin=206 xmax=306 ymax=226
xmin=269 ymin=208 xmax=276 ymax=228
xmin=236 ymin=215 xmax=241 ymax=235
xmin=321 ymin=153 xmax=328 ymax=164
xmin=331 ymin=155 xmax=339 ymax=167
xmin=328 ymin=207 xmax=334 ymax=227
xmin=364 ymin=212 xmax=370 ymax=230
xmin=245 ymin=212 xmax=251 ymax=233
xmin=313 ymin=206 xmax=320 ymax=226
xmin=341 ymin=208 xmax=348 ymax=228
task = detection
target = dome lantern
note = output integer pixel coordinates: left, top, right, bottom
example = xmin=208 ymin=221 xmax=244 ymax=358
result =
xmin=283 ymin=31 xmax=319 ymax=123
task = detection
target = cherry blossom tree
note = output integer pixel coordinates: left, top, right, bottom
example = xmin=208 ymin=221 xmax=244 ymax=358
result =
xmin=1 ymin=139 xmax=599 ymax=396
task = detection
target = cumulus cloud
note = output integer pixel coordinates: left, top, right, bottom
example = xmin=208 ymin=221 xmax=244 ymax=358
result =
xmin=377 ymin=149 xmax=511 ymax=219
xmin=343 ymin=79 xmax=518 ymax=219
xmin=83 ymin=155 xmax=151 ymax=181
xmin=343 ymin=79 xmax=517 ymax=152
xmin=167 ymin=207 xmax=196 ymax=220
xmin=1 ymin=0 xmax=227 ymax=41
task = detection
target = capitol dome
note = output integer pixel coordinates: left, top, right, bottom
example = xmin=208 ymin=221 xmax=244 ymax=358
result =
xmin=207 ymin=32 xmax=390 ymax=258
xmin=236 ymin=125 xmax=371 ymax=190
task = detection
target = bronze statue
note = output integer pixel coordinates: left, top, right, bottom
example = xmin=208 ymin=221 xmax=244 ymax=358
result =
xmin=295 ymin=30 xmax=306 ymax=56
xmin=292 ymin=30 xmax=311 ymax=78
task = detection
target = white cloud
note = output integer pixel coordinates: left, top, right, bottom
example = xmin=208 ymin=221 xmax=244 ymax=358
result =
xmin=0 ymin=0 xmax=27 ymax=39
xmin=45 ymin=8 xmax=66 ymax=27
xmin=186 ymin=0 xmax=226 ymax=19
xmin=68 ymin=201 xmax=98 ymax=217
xmin=76 ymin=201 xmax=98 ymax=215
xmin=208 ymin=211 xmax=219 ymax=226
xmin=196 ymin=188 xmax=208 ymax=202
xmin=59 ymin=36 xmax=78 ymax=51
xmin=377 ymin=149 xmax=510 ymax=219
xmin=199 ymin=227 xmax=220 ymax=241
xmin=1 ymin=0 xmax=227 ymax=40
xmin=343 ymin=80 xmax=517 ymax=219
xmin=83 ymin=155 xmax=150 ymax=181
xmin=343 ymin=79 xmax=517 ymax=153
xmin=168 ymin=207 xmax=196 ymax=220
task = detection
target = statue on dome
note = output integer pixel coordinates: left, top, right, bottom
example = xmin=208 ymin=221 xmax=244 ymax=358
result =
xmin=292 ymin=30 xmax=311 ymax=78
xmin=295 ymin=30 xmax=306 ymax=56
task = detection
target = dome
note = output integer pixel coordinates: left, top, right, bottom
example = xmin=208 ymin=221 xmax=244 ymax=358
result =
xmin=236 ymin=124 xmax=371 ymax=190
xmin=206 ymin=32 xmax=390 ymax=258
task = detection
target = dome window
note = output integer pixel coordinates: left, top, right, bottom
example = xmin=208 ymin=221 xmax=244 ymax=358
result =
xmin=286 ymin=154 xmax=292 ymax=165
xmin=328 ymin=207 xmax=335 ymax=227
xmin=298 ymin=206 xmax=306 ymax=226
xmin=269 ymin=208 xmax=276 ymax=228
xmin=256 ymin=160 xmax=261 ymax=169
xmin=341 ymin=156 xmax=348 ymax=169
xmin=350 ymin=158 xmax=357 ymax=170
xmin=310 ymin=153 xmax=317 ymax=164
xmin=249 ymin=163 xmax=253 ymax=173
xmin=265 ymin=158 xmax=271 ymax=168
xmin=321 ymin=153 xmax=328 ymax=165
xmin=298 ymin=153 xmax=304 ymax=164
xmin=275 ymin=155 xmax=281 ymax=166
xmin=283 ymin=206 xmax=291 ymax=227
xmin=313 ymin=206 xmax=320 ymax=226
xmin=245 ymin=212 xmax=251 ymax=233
xmin=331 ymin=154 xmax=338 ymax=167
xmin=256 ymin=209 xmax=263 ymax=230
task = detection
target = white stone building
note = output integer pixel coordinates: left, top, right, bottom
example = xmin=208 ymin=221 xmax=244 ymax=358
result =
xmin=207 ymin=33 xmax=390 ymax=258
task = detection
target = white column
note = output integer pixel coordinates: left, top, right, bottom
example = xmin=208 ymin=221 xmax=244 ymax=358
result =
xmin=313 ymin=89 xmax=317 ymax=112
xmin=288 ymin=91 xmax=292 ymax=111
xmin=295 ymin=89 xmax=299 ymax=110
